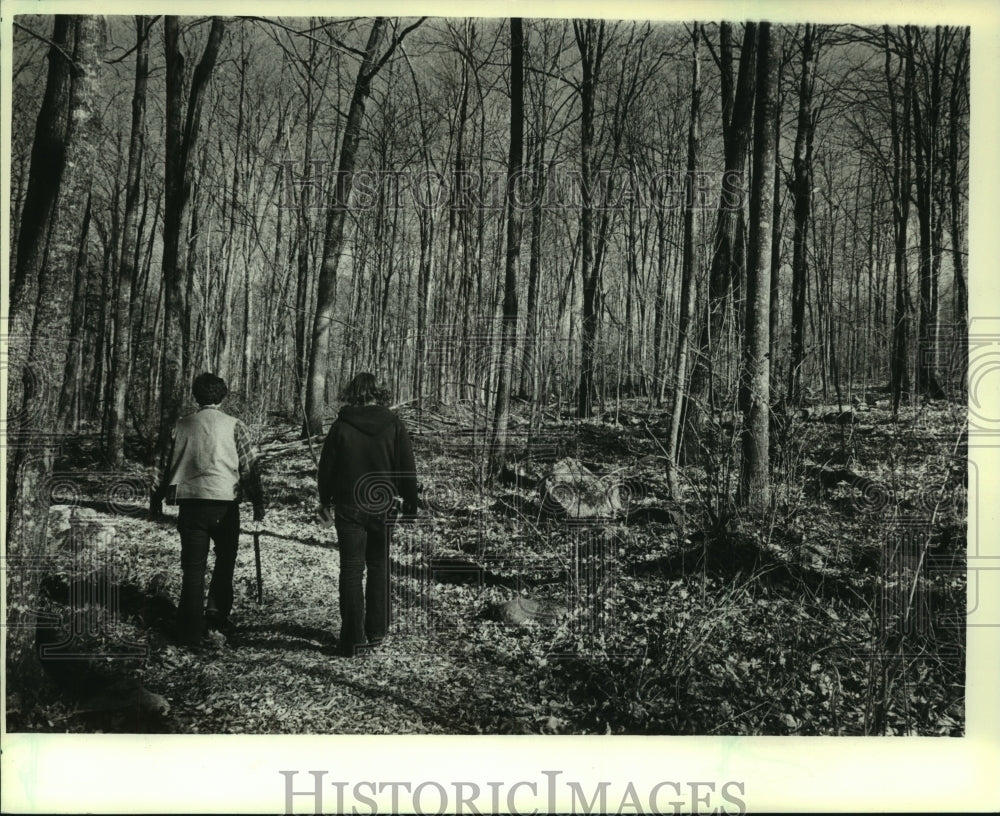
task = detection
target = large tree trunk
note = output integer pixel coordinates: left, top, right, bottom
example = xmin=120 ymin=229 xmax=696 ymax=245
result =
xmin=8 ymin=16 xmax=74 ymax=428
xmin=738 ymin=22 xmax=778 ymax=510
xmin=687 ymin=22 xmax=756 ymax=434
xmin=57 ymin=192 xmax=93 ymax=430
xmin=886 ymin=26 xmax=913 ymax=413
xmin=6 ymin=14 xmax=103 ymax=680
xmin=522 ymin=131 xmax=546 ymax=403
xmin=769 ymin=45 xmax=786 ymax=367
xmin=304 ymin=19 xmax=387 ymax=435
xmin=107 ymin=15 xmax=149 ymax=466
xmin=488 ymin=17 xmax=525 ymax=473
xmin=574 ymin=19 xmax=605 ymax=419
xmin=787 ymin=24 xmax=819 ymax=403
xmin=154 ymin=16 xmax=226 ymax=512
xmin=217 ymin=47 xmax=247 ymax=386
xmin=666 ymin=23 xmax=701 ymax=498
xmin=9 ymin=17 xmax=74 ymax=337
xmin=292 ymin=33 xmax=324 ymax=410
xmin=948 ymin=29 xmax=969 ymax=395
xmin=912 ymin=27 xmax=945 ymax=399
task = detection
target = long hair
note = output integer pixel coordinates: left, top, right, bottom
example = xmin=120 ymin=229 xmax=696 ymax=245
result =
xmin=340 ymin=372 xmax=391 ymax=406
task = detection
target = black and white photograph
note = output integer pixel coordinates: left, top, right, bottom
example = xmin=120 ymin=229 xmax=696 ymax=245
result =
xmin=2 ymin=0 xmax=998 ymax=813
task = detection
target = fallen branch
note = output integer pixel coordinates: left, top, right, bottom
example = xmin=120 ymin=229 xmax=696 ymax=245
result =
xmin=259 ymin=434 xmax=326 ymax=457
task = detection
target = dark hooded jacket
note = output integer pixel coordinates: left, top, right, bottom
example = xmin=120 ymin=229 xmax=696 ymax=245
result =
xmin=317 ymin=405 xmax=418 ymax=514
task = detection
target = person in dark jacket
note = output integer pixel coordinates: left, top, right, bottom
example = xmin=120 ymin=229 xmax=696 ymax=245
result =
xmin=156 ymin=372 xmax=266 ymax=650
xmin=318 ymin=373 xmax=418 ymax=657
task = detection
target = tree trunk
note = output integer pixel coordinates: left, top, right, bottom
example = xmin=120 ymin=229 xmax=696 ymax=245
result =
xmin=9 ymin=16 xmax=74 ymax=344
xmin=788 ymin=24 xmax=819 ymax=403
xmin=688 ymin=22 xmax=757 ymax=429
xmin=57 ymin=192 xmax=93 ymax=430
xmin=651 ymin=205 xmax=672 ymax=407
xmin=886 ymin=26 xmax=913 ymax=413
xmin=489 ymin=17 xmax=524 ymax=473
xmin=304 ymin=19 xmax=388 ymax=435
xmin=666 ymin=23 xmax=701 ymax=498
xmin=912 ymin=27 xmax=945 ymax=399
xmin=948 ymin=29 xmax=969 ymax=395
xmin=108 ymin=15 xmax=149 ymax=466
xmin=522 ymin=132 xmax=546 ymax=402
xmin=154 ymin=16 xmax=226 ymax=513
xmin=738 ymin=21 xmax=778 ymax=510
xmin=769 ymin=45 xmax=786 ymax=367
xmin=574 ymin=19 xmax=606 ymax=419
xmin=6 ymin=14 xmax=102 ymax=680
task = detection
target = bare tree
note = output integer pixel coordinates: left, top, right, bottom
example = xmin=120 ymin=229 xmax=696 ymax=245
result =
xmin=666 ymin=22 xmax=701 ymax=498
xmin=885 ymin=25 xmax=914 ymax=413
xmin=787 ymin=24 xmax=822 ymax=403
xmin=573 ymin=18 xmax=607 ymax=418
xmin=6 ymin=14 xmax=103 ymax=676
xmin=911 ymin=26 xmax=947 ymax=398
xmin=488 ymin=17 xmax=525 ymax=472
xmin=304 ymin=17 xmax=424 ymax=435
xmin=107 ymin=15 xmax=150 ymax=465
xmin=9 ymin=16 xmax=74 ymax=353
xmin=738 ymin=22 xmax=778 ymax=510
xmin=687 ymin=22 xmax=757 ymax=441
xmin=153 ymin=16 xmax=226 ymax=511
xmin=947 ymin=28 xmax=969 ymax=392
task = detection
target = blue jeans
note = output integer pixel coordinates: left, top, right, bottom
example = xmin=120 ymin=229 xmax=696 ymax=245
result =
xmin=177 ymin=500 xmax=240 ymax=646
xmin=334 ymin=504 xmax=390 ymax=655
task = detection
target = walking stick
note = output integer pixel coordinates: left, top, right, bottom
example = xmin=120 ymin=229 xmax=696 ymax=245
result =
xmin=253 ymin=527 xmax=263 ymax=604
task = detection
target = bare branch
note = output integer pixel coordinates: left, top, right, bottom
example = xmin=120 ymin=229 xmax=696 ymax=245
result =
xmin=104 ymin=15 xmax=161 ymax=64
xmin=13 ymin=20 xmax=76 ymax=68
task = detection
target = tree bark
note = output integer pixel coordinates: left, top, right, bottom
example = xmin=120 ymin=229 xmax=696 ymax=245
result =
xmin=769 ymin=43 xmax=786 ymax=367
xmin=304 ymin=19 xmax=388 ymax=435
xmin=154 ymin=16 xmax=226 ymax=511
xmin=687 ymin=22 xmax=757 ymax=429
xmin=886 ymin=26 xmax=913 ymax=413
xmin=787 ymin=24 xmax=819 ymax=403
xmin=666 ymin=23 xmax=701 ymax=498
xmin=108 ymin=15 xmax=149 ymax=466
xmin=489 ymin=17 xmax=525 ymax=473
xmin=9 ymin=16 xmax=74 ymax=344
xmin=57 ymin=192 xmax=93 ymax=430
xmin=6 ymin=14 xmax=103 ymax=680
xmin=574 ymin=19 xmax=606 ymax=419
xmin=912 ymin=27 xmax=945 ymax=398
xmin=738 ymin=21 xmax=778 ymax=510
xmin=948 ymin=29 xmax=969 ymax=395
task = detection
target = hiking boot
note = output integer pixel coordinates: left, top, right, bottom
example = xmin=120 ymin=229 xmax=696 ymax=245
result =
xmin=205 ymin=611 xmax=234 ymax=636
xmin=178 ymin=630 xmax=225 ymax=655
xmin=201 ymin=630 xmax=227 ymax=651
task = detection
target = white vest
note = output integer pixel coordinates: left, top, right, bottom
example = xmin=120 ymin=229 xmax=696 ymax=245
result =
xmin=169 ymin=407 xmax=240 ymax=501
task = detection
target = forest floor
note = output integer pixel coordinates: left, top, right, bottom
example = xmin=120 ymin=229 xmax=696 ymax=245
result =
xmin=6 ymin=394 xmax=967 ymax=735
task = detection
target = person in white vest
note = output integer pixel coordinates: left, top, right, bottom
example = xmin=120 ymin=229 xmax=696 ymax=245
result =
xmin=158 ymin=373 xmax=265 ymax=650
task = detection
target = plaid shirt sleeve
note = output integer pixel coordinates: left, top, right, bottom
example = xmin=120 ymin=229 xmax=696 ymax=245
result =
xmin=151 ymin=427 xmax=178 ymax=504
xmin=234 ymin=420 xmax=265 ymax=510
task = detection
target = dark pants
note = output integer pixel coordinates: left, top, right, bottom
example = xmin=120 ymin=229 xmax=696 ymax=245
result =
xmin=334 ymin=504 xmax=390 ymax=655
xmin=177 ymin=500 xmax=240 ymax=646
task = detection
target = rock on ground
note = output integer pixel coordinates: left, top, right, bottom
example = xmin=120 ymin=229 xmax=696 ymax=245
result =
xmin=500 ymin=596 xmax=569 ymax=627
xmin=539 ymin=457 xmax=623 ymax=519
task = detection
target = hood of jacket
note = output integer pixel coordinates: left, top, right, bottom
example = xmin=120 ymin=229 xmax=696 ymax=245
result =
xmin=337 ymin=405 xmax=396 ymax=436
